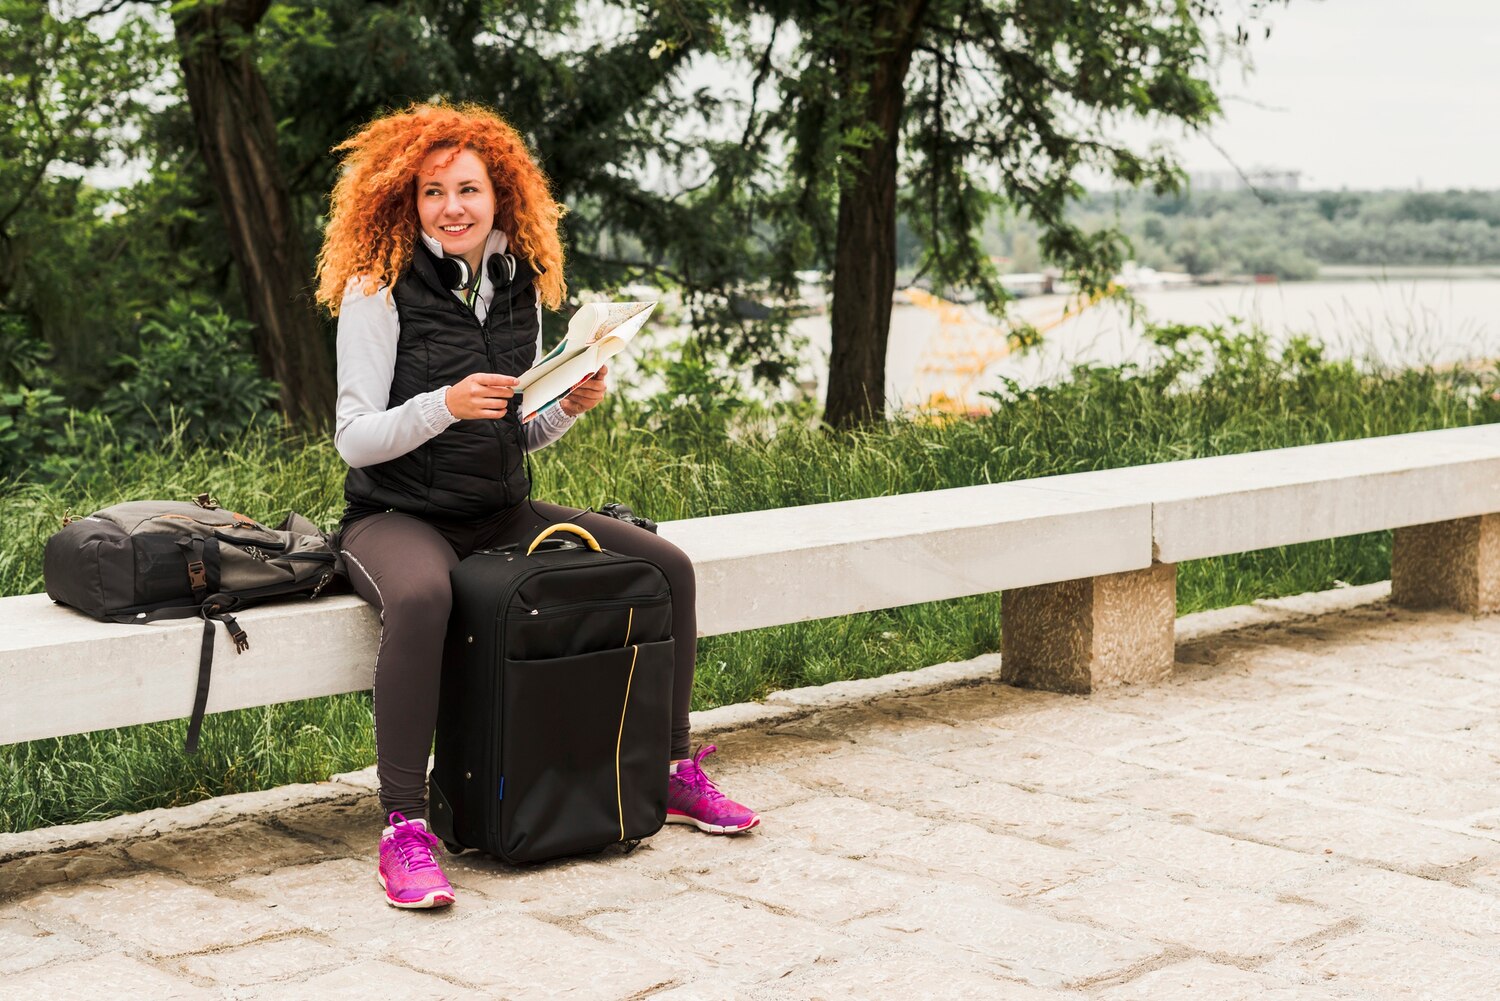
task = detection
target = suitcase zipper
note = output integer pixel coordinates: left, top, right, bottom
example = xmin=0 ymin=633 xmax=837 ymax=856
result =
xmin=614 ymin=644 xmax=640 ymax=842
xmin=505 ymin=592 xmax=669 ymax=620
xmin=490 ymin=562 xmax=554 ymax=847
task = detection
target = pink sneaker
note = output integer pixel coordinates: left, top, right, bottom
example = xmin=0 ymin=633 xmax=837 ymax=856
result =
xmin=378 ymin=813 xmax=455 ymax=909
xmin=666 ymin=745 xmax=760 ymax=834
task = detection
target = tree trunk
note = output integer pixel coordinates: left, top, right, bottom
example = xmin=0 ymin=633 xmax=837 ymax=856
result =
xmin=174 ymin=0 xmax=334 ymax=428
xmin=823 ymin=0 xmax=928 ymax=430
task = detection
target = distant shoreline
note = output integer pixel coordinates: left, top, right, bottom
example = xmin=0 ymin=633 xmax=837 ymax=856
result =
xmin=1311 ymin=264 xmax=1500 ymax=281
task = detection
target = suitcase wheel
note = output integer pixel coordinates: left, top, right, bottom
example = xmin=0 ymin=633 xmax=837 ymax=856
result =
xmin=442 ymin=841 xmax=466 ymax=856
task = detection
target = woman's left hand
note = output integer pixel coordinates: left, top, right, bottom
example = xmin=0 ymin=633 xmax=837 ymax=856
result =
xmin=559 ymin=364 xmax=608 ymax=417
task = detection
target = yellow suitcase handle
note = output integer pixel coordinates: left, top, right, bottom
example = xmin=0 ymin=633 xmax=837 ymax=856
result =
xmin=527 ymin=522 xmax=603 ymax=555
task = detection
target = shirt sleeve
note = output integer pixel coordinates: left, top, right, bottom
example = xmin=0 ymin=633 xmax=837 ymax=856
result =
xmin=333 ymin=283 xmax=458 ymax=469
xmin=524 ymin=400 xmax=578 ymax=451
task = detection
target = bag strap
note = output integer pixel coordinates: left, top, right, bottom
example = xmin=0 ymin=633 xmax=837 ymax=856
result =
xmin=182 ymin=596 xmax=248 ymax=755
xmin=179 ymin=537 xmax=209 ymax=603
xmin=184 ymin=614 xmax=216 ymax=754
xmin=109 ymin=595 xmax=249 ymax=754
xmin=107 ymin=603 xmax=200 ymax=625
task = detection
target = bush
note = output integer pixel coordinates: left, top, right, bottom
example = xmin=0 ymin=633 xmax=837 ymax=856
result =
xmin=0 ymin=317 xmax=69 ymax=480
xmin=0 ymin=385 xmax=69 ymax=481
xmin=100 ymin=301 xmax=281 ymax=447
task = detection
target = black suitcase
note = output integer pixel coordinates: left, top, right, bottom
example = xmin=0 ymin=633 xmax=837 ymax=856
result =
xmin=428 ymin=523 xmax=674 ymax=864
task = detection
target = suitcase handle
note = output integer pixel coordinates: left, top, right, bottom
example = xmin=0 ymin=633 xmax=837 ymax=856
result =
xmin=527 ymin=522 xmax=603 ymax=555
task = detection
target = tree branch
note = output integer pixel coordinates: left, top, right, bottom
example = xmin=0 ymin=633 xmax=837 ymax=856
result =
xmin=570 ymin=249 xmax=688 ymax=289
xmin=80 ymin=0 xmax=168 ymax=22
xmin=739 ymin=18 xmax=781 ymax=152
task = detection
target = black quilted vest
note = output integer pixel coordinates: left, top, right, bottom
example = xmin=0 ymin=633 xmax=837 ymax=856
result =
xmin=343 ymin=247 xmax=538 ymax=524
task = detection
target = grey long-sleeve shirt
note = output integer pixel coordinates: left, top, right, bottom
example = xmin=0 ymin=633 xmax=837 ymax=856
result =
xmin=334 ymin=230 xmax=577 ymax=470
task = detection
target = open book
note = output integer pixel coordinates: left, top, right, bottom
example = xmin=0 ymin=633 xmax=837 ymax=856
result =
xmin=517 ymin=300 xmax=657 ymax=421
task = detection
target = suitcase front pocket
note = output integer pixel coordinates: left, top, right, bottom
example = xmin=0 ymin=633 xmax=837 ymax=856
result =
xmin=504 ymin=592 xmax=671 ymax=660
xmin=499 ymin=638 xmax=673 ymax=862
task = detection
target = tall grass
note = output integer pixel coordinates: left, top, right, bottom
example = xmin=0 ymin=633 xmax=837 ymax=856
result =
xmin=2 ymin=325 xmax=1494 ymax=832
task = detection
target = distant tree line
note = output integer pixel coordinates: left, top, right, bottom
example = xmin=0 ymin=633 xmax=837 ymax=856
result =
xmin=956 ymin=189 xmax=1500 ymax=281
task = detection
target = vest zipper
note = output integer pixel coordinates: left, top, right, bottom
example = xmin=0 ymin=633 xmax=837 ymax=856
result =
xmin=477 ymin=297 xmax=527 ymax=508
xmin=442 ymin=274 xmax=523 ymax=508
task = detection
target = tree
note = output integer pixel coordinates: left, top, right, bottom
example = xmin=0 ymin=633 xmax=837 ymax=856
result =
xmin=715 ymin=0 xmax=1286 ymax=426
xmin=0 ymin=1 xmax=164 ymax=390
xmin=171 ymin=0 xmax=334 ymax=426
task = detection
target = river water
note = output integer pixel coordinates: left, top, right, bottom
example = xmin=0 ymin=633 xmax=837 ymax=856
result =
xmin=786 ymin=276 xmax=1500 ymax=413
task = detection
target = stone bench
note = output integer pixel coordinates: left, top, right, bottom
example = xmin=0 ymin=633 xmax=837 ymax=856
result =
xmin=3 ymin=424 xmax=1497 ymax=746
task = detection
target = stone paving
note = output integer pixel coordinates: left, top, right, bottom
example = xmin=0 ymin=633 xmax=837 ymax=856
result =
xmin=4 ymin=585 xmax=1500 ymax=999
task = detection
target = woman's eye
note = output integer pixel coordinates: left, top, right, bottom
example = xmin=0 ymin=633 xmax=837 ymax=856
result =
xmin=462 ymin=186 xmax=478 ymax=194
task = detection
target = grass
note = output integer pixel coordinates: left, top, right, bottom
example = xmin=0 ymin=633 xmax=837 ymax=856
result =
xmin=2 ymin=323 xmax=1494 ymax=832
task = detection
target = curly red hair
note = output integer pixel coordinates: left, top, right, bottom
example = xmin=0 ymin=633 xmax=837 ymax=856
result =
xmin=316 ymin=102 xmax=565 ymax=314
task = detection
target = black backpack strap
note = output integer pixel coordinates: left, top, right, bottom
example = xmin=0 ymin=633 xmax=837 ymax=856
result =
xmin=183 ymin=595 xmax=249 ymax=755
xmin=184 ymin=613 xmax=216 ymax=754
xmin=106 ymin=603 xmax=200 ymax=625
xmin=204 ymin=536 xmax=221 ymax=593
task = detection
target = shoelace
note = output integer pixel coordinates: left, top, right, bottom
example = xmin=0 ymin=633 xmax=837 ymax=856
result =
xmin=387 ymin=813 xmax=442 ymax=873
xmin=676 ymin=745 xmax=726 ymax=803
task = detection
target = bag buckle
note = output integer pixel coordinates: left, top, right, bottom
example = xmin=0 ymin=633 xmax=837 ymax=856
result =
xmin=187 ymin=560 xmax=207 ymax=591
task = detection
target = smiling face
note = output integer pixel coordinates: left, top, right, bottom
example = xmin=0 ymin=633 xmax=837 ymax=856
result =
xmin=415 ymin=146 xmax=497 ymax=272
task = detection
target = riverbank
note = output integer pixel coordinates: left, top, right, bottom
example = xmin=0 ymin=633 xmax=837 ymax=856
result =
xmin=810 ymin=275 xmax=1500 ymax=414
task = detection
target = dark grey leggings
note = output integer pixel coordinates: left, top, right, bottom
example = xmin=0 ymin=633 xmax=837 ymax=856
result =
xmin=340 ymin=500 xmax=697 ymax=820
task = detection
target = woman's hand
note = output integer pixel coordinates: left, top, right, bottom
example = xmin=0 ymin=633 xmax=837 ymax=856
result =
xmin=559 ymin=365 xmax=608 ymax=417
xmin=446 ymin=373 xmax=518 ymax=420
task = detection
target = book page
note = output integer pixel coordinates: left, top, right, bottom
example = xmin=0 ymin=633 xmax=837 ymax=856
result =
xmin=519 ymin=301 xmax=656 ymax=419
xmin=586 ymin=302 xmax=653 ymax=343
xmin=518 ymin=301 xmax=655 ymax=391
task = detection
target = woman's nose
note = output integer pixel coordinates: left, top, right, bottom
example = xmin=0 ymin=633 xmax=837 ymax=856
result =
xmin=443 ymin=193 xmax=464 ymax=215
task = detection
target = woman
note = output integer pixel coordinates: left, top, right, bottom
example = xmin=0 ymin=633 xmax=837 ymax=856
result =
xmin=315 ymin=103 xmax=758 ymax=910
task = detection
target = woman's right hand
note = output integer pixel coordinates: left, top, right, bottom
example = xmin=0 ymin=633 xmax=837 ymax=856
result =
xmin=446 ymin=373 xmax=519 ymax=420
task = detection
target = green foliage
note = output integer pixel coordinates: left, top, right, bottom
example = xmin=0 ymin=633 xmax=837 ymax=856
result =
xmin=99 ymin=301 xmax=282 ymax=448
xmin=0 ymin=317 xmax=67 ymax=480
xmin=0 ymin=313 xmax=50 ymax=386
xmin=684 ymin=0 xmax=1294 ymax=422
xmin=892 ymin=0 xmax=1238 ymax=308
xmin=0 ymin=694 xmax=377 ymax=834
xmin=629 ymin=339 xmax=751 ymax=439
xmin=0 ymin=386 xmax=68 ymax=481
xmin=0 ymin=3 xmax=176 ymax=392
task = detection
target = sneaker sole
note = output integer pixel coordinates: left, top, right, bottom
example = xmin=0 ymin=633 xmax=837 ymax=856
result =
xmin=377 ymin=872 xmax=455 ymax=909
xmin=665 ymin=810 xmax=761 ymax=834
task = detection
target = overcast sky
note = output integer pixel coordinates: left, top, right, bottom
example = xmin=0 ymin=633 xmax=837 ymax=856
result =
xmin=1169 ymin=0 xmax=1500 ymax=190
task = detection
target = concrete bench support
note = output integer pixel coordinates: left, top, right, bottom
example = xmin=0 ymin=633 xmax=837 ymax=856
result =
xmin=1000 ymin=563 xmax=1177 ymax=693
xmin=1392 ymin=514 xmax=1500 ymax=613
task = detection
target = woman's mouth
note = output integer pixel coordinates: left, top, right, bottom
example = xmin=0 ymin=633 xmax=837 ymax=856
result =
xmin=441 ymin=224 xmax=473 ymax=235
